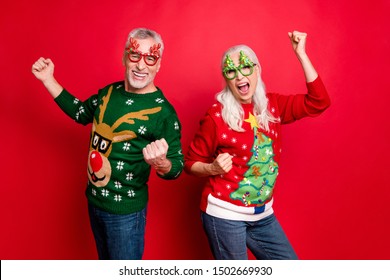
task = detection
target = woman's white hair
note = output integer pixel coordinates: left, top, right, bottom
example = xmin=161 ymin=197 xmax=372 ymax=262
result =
xmin=216 ymin=45 xmax=278 ymax=132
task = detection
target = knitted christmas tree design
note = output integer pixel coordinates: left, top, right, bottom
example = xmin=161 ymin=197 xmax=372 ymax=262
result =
xmin=230 ymin=113 xmax=278 ymax=208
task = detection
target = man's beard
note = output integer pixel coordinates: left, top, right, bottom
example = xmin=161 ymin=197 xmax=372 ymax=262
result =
xmin=127 ymin=74 xmax=152 ymax=90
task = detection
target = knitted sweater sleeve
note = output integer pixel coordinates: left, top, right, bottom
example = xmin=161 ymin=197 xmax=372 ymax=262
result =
xmin=155 ymin=110 xmax=184 ymax=180
xmin=184 ymin=113 xmax=218 ymax=173
xmin=273 ymin=76 xmax=331 ymax=124
xmin=54 ymin=89 xmax=99 ymax=125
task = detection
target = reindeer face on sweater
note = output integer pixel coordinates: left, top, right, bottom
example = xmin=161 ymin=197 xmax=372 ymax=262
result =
xmin=87 ymin=85 xmax=161 ymax=187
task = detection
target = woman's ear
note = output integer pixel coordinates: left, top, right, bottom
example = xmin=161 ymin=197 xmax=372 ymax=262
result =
xmin=255 ymin=64 xmax=261 ymax=75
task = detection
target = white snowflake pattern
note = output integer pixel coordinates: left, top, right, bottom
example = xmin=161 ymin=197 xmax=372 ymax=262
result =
xmin=217 ymin=192 xmax=222 ymax=197
xmin=101 ymin=189 xmax=109 ymax=197
xmin=114 ymin=181 xmax=122 ymax=189
xmin=155 ymin=98 xmax=164 ymax=103
xmin=138 ymin=126 xmax=147 ymax=135
xmin=226 ymin=184 xmax=231 ymax=190
xmin=242 ymin=144 xmax=248 ymax=150
xmin=128 ymin=190 xmax=135 ymax=197
xmin=116 ymin=161 xmax=125 ymax=170
xmin=75 ymin=112 xmax=80 ymax=120
xmin=212 ymin=103 xmax=218 ymax=107
xmin=78 ymin=105 xmax=85 ymax=114
xmin=234 ymin=175 xmax=239 ymax=180
xmin=92 ymin=98 xmax=98 ymax=106
xmin=116 ymin=84 xmax=123 ymax=89
xmin=231 ymin=137 xmax=237 ymax=143
xmin=114 ymin=195 xmax=122 ymax=202
xmin=221 ymin=133 xmax=227 ymax=139
xmin=126 ymin=172 xmax=134 ymax=181
xmin=123 ymin=142 xmax=131 ymax=151
xmin=271 ymin=107 xmax=276 ymax=113
xmin=92 ymin=189 xmax=97 ymax=196
xmin=265 ymin=149 xmax=273 ymax=156
xmin=73 ymin=98 xmax=79 ymax=104
xmin=215 ymin=112 xmax=221 ymax=117
xmin=174 ymin=121 xmax=179 ymax=130
xmin=243 ymin=156 xmax=248 ymax=161
xmin=126 ymin=99 xmax=134 ymax=105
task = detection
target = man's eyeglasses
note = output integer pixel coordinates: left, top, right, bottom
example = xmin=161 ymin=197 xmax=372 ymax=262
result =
xmin=125 ymin=49 xmax=160 ymax=66
xmin=223 ymin=64 xmax=256 ymax=80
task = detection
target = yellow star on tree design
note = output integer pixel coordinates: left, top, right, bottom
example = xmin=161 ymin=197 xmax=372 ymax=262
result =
xmin=244 ymin=112 xmax=258 ymax=130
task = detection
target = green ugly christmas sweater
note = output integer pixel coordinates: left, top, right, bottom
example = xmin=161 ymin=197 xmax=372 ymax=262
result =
xmin=55 ymin=82 xmax=184 ymax=214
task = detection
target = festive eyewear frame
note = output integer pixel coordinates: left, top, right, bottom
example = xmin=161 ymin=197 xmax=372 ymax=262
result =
xmin=223 ymin=64 xmax=256 ymax=80
xmin=223 ymin=51 xmax=256 ymax=80
xmin=125 ymin=49 xmax=160 ymax=66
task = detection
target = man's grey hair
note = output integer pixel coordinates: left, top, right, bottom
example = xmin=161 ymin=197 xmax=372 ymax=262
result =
xmin=125 ymin=28 xmax=164 ymax=55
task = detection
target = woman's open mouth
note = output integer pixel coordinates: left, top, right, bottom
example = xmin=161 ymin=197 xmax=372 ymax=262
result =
xmin=237 ymin=82 xmax=250 ymax=94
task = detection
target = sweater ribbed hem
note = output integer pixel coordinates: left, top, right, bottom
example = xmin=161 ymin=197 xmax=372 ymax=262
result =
xmin=85 ymin=187 xmax=148 ymax=215
xmin=203 ymin=194 xmax=274 ymax=222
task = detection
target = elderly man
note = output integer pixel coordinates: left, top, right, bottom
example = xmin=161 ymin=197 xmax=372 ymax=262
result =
xmin=32 ymin=28 xmax=183 ymax=260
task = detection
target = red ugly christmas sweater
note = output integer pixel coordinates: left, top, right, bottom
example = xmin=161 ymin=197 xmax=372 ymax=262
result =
xmin=185 ymin=76 xmax=330 ymax=221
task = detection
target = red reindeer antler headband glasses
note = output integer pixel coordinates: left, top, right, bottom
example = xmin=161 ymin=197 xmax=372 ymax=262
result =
xmin=125 ymin=37 xmax=161 ymax=66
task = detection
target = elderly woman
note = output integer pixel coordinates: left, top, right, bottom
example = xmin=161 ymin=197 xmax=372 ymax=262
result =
xmin=185 ymin=31 xmax=330 ymax=260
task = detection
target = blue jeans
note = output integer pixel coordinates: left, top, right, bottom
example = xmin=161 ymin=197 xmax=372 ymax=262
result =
xmin=201 ymin=212 xmax=298 ymax=260
xmin=88 ymin=203 xmax=147 ymax=260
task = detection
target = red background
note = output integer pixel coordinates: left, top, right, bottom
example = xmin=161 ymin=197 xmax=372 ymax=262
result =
xmin=1 ymin=0 xmax=389 ymax=260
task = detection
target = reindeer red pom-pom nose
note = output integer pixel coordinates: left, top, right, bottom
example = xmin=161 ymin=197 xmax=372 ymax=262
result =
xmin=90 ymin=151 xmax=103 ymax=172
